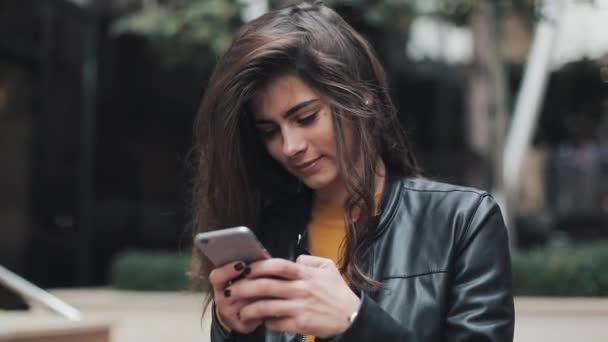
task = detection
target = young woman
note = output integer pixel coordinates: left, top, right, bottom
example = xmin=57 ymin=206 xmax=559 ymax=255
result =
xmin=190 ymin=1 xmax=514 ymax=341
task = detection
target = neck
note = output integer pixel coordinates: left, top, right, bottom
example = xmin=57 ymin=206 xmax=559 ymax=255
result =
xmin=314 ymin=160 xmax=386 ymax=204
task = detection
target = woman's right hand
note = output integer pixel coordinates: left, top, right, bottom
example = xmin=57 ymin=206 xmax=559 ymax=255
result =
xmin=209 ymin=261 xmax=263 ymax=334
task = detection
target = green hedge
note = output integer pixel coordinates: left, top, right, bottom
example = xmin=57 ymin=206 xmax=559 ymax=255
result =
xmin=512 ymin=243 xmax=608 ymax=296
xmin=109 ymin=249 xmax=192 ymax=291
xmin=109 ymin=243 xmax=608 ymax=296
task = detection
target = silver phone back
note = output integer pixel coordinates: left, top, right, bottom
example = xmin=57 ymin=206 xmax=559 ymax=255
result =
xmin=195 ymin=226 xmax=270 ymax=266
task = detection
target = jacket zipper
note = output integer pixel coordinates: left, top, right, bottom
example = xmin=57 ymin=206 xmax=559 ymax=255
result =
xmin=296 ymin=230 xmax=310 ymax=256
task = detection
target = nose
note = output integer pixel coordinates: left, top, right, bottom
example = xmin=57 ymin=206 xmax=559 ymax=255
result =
xmin=282 ymin=128 xmax=307 ymax=157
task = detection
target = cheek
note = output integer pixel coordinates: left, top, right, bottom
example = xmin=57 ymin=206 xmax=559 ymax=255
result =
xmin=320 ymin=125 xmax=338 ymax=154
xmin=307 ymin=113 xmax=335 ymax=152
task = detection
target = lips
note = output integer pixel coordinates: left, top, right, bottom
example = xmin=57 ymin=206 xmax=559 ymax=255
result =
xmin=292 ymin=156 xmax=323 ymax=174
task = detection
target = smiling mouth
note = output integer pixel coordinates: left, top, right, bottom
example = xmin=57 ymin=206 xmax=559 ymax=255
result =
xmin=293 ymin=156 xmax=322 ymax=170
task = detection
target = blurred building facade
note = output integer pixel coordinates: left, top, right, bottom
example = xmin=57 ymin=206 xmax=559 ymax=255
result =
xmin=1 ymin=0 xmax=199 ymax=287
xmin=0 ymin=0 xmax=607 ymax=287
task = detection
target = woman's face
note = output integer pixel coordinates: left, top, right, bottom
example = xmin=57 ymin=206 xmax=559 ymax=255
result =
xmin=250 ymin=74 xmax=351 ymax=200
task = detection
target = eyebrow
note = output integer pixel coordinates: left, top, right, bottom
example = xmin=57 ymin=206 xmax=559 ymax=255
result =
xmin=254 ymin=99 xmax=319 ymax=124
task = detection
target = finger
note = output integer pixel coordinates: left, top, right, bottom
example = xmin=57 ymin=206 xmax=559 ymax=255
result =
xmin=227 ymin=264 xmax=253 ymax=284
xmin=213 ymin=285 xmax=239 ymax=306
xmin=248 ymin=258 xmax=310 ymax=280
xmin=215 ymin=298 xmax=262 ymax=333
xmin=209 ymin=261 xmax=249 ymax=290
xmin=239 ymin=299 xmax=300 ymax=322
xmin=296 ymin=254 xmax=333 ymax=269
xmin=229 ymin=278 xmax=307 ymax=301
xmin=230 ymin=313 xmax=264 ymax=334
xmin=235 ymin=318 xmax=264 ymax=334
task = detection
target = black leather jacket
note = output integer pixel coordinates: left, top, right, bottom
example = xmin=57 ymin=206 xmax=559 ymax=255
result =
xmin=211 ymin=178 xmax=515 ymax=341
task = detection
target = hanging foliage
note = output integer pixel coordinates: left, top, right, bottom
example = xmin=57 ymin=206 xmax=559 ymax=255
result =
xmin=112 ymin=0 xmax=244 ymax=67
xmin=110 ymin=0 xmax=550 ymax=68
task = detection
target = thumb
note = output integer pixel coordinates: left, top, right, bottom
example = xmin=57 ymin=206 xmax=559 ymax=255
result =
xmin=295 ymin=254 xmax=333 ymax=268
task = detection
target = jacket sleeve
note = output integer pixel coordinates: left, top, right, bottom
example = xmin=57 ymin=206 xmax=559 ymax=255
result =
xmin=327 ymin=194 xmax=514 ymax=342
xmin=443 ymin=194 xmax=514 ymax=341
xmin=322 ymin=292 xmax=421 ymax=342
xmin=210 ymin=303 xmax=236 ymax=342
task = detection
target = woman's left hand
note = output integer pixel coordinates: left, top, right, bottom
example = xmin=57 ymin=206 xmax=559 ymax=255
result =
xmin=226 ymin=255 xmax=361 ymax=338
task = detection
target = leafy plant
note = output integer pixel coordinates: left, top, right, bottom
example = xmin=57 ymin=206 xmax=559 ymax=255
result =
xmin=110 ymin=0 xmax=544 ymax=68
xmin=112 ymin=0 xmax=244 ymax=67
xmin=512 ymin=243 xmax=608 ymax=296
xmin=110 ymin=243 xmax=608 ymax=296
xmin=109 ymin=249 xmax=193 ymax=291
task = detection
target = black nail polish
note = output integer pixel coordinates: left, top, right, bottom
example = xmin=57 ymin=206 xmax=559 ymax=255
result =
xmin=234 ymin=262 xmax=245 ymax=271
xmin=241 ymin=266 xmax=251 ymax=277
xmin=223 ymin=289 xmax=231 ymax=298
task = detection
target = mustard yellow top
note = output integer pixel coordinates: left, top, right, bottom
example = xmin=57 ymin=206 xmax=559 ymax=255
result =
xmin=307 ymin=196 xmax=346 ymax=264
xmin=304 ymin=193 xmax=381 ymax=342
xmin=304 ymin=196 xmax=345 ymax=342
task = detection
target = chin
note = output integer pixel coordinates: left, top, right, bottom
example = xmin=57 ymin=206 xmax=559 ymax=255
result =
xmin=302 ymin=179 xmax=326 ymax=191
xmin=301 ymin=172 xmax=337 ymax=192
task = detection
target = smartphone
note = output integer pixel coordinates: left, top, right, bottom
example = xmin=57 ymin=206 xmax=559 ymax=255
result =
xmin=194 ymin=226 xmax=271 ymax=267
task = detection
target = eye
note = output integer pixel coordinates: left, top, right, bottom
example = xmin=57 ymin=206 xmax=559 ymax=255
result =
xmin=257 ymin=125 xmax=278 ymax=139
xmin=296 ymin=111 xmax=318 ymax=126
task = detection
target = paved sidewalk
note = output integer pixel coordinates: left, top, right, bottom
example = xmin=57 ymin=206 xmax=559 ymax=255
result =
xmin=50 ymin=288 xmax=211 ymax=342
xmin=3 ymin=289 xmax=608 ymax=342
xmin=514 ymin=297 xmax=608 ymax=342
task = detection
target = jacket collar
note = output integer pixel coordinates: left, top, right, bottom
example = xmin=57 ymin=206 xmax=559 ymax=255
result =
xmin=261 ymin=173 xmax=404 ymax=259
xmin=373 ymin=173 xmax=402 ymax=239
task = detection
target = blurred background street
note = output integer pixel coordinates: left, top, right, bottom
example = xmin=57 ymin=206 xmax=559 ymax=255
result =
xmin=3 ymin=289 xmax=608 ymax=342
xmin=1 ymin=0 xmax=607 ymax=341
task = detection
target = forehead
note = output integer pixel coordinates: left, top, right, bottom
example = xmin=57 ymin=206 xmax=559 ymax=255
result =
xmin=250 ymin=74 xmax=321 ymax=119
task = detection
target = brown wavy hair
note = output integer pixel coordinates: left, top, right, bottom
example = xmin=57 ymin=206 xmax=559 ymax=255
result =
xmin=189 ymin=1 xmax=420 ymax=298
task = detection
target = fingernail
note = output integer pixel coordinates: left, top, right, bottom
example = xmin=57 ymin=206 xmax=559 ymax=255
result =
xmin=234 ymin=262 xmax=245 ymax=271
xmin=226 ymin=279 xmax=233 ymax=286
xmin=223 ymin=289 xmax=231 ymax=298
xmin=241 ymin=266 xmax=251 ymax=277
